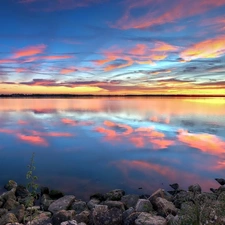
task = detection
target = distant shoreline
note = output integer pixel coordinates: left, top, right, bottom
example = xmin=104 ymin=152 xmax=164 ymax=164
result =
xmin=0 ymin=94 xmax=225 ymax=98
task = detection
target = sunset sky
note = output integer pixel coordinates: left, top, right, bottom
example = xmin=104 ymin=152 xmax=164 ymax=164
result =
xmin=0 ymin=0 xmax=225 ymax=95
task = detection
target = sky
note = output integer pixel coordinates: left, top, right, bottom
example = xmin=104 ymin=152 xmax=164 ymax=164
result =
xmin=0 ymin=0 xmax=225 ymax=95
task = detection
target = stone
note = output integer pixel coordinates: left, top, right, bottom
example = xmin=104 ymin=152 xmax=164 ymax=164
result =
xmin=26 ymin=216 xmax=52 ymax=225
xmin=60 ymin=220 xmax=78 ymax=225
xmin=87 ymin=198 xmax=100 ymax=210
xmin=188 ymin=184 xmax=202 ymax=194
xmin=0 ymin=200 xmax=4 ymax=208
xmin=71 ymin=201 xmax=88 ymax=214
xmin=121 ymin=195 xmax=139 ymax=209
xmin=4 ymin=180 xmax=18 ymax=191
xmin=104 ymin=189 xmax=125 ymax=201
xmin=123 ymin=212 xmax=141 ymax=225
xmin=15 ymin=185 xmax=29 ymax=198
xmin=40 ymin=187 xmax=50 ymax=196
xmin=48 ymin=195 xmax=75 ymax=214
xmin=49 ymin=190 xmax=64 ymax=200
xmin=1 ymin=188 xmax=16 ymax=201
xmin=103 ymin=200 xmax=125 ymax=211
xmin=0 ymin=213 xmax=19 ymax=225
xmin=18 ymin=195 xmax=34 ymax=207
xmin=155 ymin=197 xmax=178 ymax=216
xmin=90 ymin=193 xmax=105 ymax=202
xmin=172 ymin=190 xmax=194 ymax=208
xmin=74 ymin=211 xmax=90 ymax=224
xmin=41 ymin=194 xmax=55 ymax=211
xmin=91 ymin=205 xmax=123 ymax=225
xmin=3 ymin=198 xmax=19 ymax=210
xmin=149 ymin=189 xmax=172 ymax=205
xmin=135 ymin=212 xmax=167 ymax=225
xmin=10 ymin=204 xmax=25 ymax=223
xmin=77 ymin=223 xmax=86 ymax=225
xmin=0 ymin=208 xmax=8 ymax=217
xmin=135 ymin=199 xmax=153 ymax=212
xmin=122 ymin=207 xmax=135 ymax=221
xmin=52 ymin=210 xmax=75 ymax=225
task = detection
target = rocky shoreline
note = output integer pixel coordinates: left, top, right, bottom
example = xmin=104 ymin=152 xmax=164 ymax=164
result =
xmin=1 ymin=180 xmax=225 ymax=225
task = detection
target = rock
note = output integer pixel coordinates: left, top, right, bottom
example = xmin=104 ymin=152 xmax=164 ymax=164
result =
xmin=74 ymin=211 xmax=90 ymax=224
xmin=0 ymin=213 xmax=18 ymax=225
xmin=49 ymin=190 xmax=64 ymax=200
xmin=3 ymin=198 xmax=19 ymax=210
xmin=90 ymin=193 xmax=105 ymax=202
xmin=52 ymin=210 xmax=75 ymax=225
xmin=104 ymin=189 xmax=125 ymax=201
xmin=166 ymin=214 xmax=180 ymax=225
xmin=215 ymin=178 xmax=225 ymax=185
xmin=155 ymin=197 xmax=178 ymax=216
xmin=123 ymin=212 xmax=141 ymax=225
xmin=149 ymin=189 xmax=172 ymax=205
xmin=87 ymin=198 xmax=100 ymax=210
xmin=172 ymin=190 xmax=194 ymax=208
xmin=77 ymin=223 xmax=86 ymax=225
xmin=135 ymin=199 xmax=153 ymax=212
xmin=40 ymin=187 xmax=50 ymax=196
xmin=27 ymin=217 xmax=52 ymax=225
xmin=91 ymin=205 xmax=123 ymax=225
xmin=135 ymin=212 xmax=167 ymax=225
xmin=48 ymin=195 xmax=75 ymax=214
xmin=1 ymin=188 xmax=16 ymax=201
xmin=169 ymin=183 xmax=179 ymax=190
xmin=0 ymin=200 xmax=4 ymax=208
xmin=41 ymin=194 xmax=55 ymax=211
xmin=10 ymin=204 xmax=25 ymax=223
xmin=188 ymin=184 xmax=201 ymax=194
xmin=15 ymin=185 xmax=29 ymax=198
xmin=0 ymin=208 xmax=8 ymax=217
xmin=122 ymin=207 xmax=135 ymax=221
xmin=121 ymin=195 xmax=139 ymax=209
xmin=18 ymin=195 xmax=34 ymax=207
xmin=4 ymin=180 xmax=18 ymax=191
xmin=103 ymin=200 xmax=125 ymax=211
xmin=60 ymin=221 xmax=78 ymax=225
xmin=71 ymin=201 xmax=88 ymax=214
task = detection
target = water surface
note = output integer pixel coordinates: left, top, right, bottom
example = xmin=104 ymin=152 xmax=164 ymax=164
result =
xmin=0 ymin=97 xmax=225 ymax=199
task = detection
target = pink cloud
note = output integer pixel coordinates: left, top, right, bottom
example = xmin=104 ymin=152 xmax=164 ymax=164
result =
xmin=17 ymin=134 xmax=48 ymax=146
xmin=12 ymin=44 xmax=46 ymax=58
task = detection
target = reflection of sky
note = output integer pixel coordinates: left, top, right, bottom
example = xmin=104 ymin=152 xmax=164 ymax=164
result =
xmin=0 ymin=98 xmax=225 ymax=199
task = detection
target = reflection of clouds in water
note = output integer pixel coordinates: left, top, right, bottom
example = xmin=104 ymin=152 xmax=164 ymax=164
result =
xmin=177 ymin=129 xmax=225 ymax=155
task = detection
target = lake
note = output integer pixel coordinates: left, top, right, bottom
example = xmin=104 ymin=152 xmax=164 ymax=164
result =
xmin=0 ymin=97 xmax=225 ymax=199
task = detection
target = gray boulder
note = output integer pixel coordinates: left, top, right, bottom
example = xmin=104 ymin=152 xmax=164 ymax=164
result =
xmin=87 ymin=199 xmax=100 ymax=210
xmin=121 ymin=195 xmax=139 ymax=209
xmin=135 ymin=212 xmax=167 ymax=225
xmin=74 ymin=211 xmax=90 ymax=224
xmin=0 ymin=213 xmax=18 ymax=225
xmin=60 ymin=221 xmax=78 ymax=225
xmin=4 ymin=180 xmax=18 ymax=191
xmin=41 ymin=194 xmax=55 ymax=211
xmin=49 ymin=190 xmax=64 ymax=200
xmin=104 ymin=189 xmax=125 ymax=201
xmin=103 ymin=200 xmax=125 ymax=211
xmin=48 ymin=195 xmax=75 ymax=214
xmin=10 ymin=204 xmax=25 ymax=223
xmin=3 ymin=198 xmax=19 ymax=210
xmin=52 ymin=210 xmax=75 ymax=225
xmin=15 ymin=185 xmax=29 ymax=198
xmin=71 ymin=201 xmax=88 ymax=214
xmin=0 ymin=208 xmax=8 ymax=217
xmin=188 ymin=184 xmax=202 ymax=194
xmin=135 ymin=199 xmax=153 ymax=212
xmin=123 ymin=212 xmax=141 ymax=225
xmin=155 ymin=197 xmax=178 ymax=216
xmin=122 ymin=207 xmax=135 ymax=222
xmin=91 ymin=205 xmax=123 ymax=225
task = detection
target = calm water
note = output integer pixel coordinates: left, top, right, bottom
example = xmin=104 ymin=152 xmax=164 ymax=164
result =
xmin=0 ymin=97 xmax=225 ymax=199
